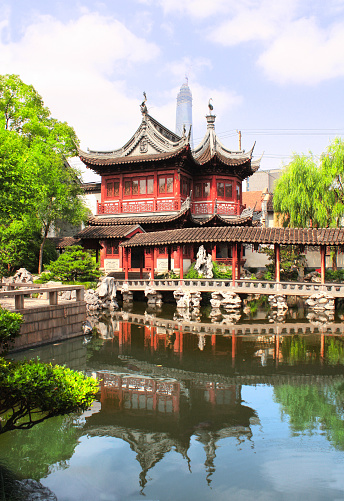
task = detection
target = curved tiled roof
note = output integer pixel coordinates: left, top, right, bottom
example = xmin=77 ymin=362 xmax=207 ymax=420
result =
xmin=86 ymin=205 xmax=254 ymax=229
xmin=120 ymin=226 xmax=344 ymax=247
xmin=49 ymin=237 xmax=81 ymax=249
xmin=87 ymin=206 xmax=191 ymax=226
xmin=192 ymin=115 xmax=260 ymax=175
xmin=75 ymin=224 xmax=142 ymax=239
xmin=192 ymin=208 xmax=255 ymax=226
xmin=79 ymin=110 xmax=261 ymax=177
xmin=79 ymin=145 xmax=189 ymax=167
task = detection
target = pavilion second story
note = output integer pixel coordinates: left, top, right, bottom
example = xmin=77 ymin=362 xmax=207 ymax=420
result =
xmin=79 ymin=100 xmax=260 ymax=219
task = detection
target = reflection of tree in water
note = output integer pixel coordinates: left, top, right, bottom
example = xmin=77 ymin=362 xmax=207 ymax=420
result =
xmin=274 ymin=381 xmax=344 ymax=449
xmin=0 ymin=414 xmax=82 ymax=480
xmin=281 ymin=336 xmax=318 ymax=365
xmin=326 ymin=338 xmax=344 ymax=365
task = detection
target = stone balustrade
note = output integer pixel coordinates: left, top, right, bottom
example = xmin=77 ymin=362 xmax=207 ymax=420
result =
xmin=113 ymin=278 xmax=344 ymax=298
xmin=0 ymin=283 xmax=84 ymax=311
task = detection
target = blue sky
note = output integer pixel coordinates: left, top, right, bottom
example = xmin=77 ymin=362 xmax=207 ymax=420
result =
xmin=2 ymin=0 xmax=344 ymax=181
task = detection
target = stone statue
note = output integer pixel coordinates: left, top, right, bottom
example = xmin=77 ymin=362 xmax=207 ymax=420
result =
xmin=195 ymin=245 xmax=213 ymax=278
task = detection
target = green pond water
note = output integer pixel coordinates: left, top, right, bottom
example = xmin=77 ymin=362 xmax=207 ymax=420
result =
xmin=2 ymin=303 xmax=344 ymax=500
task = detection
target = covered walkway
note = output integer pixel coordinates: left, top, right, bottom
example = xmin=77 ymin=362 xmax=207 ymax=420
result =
xmin=120 ymin=225 xmax=344 ymax=285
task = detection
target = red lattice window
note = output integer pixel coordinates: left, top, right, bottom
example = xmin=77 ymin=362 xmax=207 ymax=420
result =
xmin=195 ymin=181 xmax=210 ymax=199
xmin=106 ymin=180 xmax=119 ymax=198
xmin=217 ymin=181 xmax=233 ymax=200
xmin=106 ymin=240 xmax=119 ymax=256
xmin=159 ymin=175 xmax=174 ymax=194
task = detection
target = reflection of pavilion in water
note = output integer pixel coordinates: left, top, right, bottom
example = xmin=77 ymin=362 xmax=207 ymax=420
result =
xmin=85 ymin=369 xmax=257 ymax=489
xmin=92 ymin=316 xmax=331 ymax=370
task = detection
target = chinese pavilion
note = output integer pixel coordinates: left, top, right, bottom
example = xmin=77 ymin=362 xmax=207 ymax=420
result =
xmin=77 ymin=98 xmax=260 ymax=275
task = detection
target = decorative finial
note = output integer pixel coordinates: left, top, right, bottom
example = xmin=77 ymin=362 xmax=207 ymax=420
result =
xmin=208 ymin=98 xmax=214 ymax=115
xmin=140 ymin=91 xmax=147 ymax=114
xmin=182 ymin=124 xmax=186 ymax=137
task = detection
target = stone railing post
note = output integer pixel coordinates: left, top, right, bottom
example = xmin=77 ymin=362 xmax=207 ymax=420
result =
xmin=49 ymin=291 xmax=58 ymax=305
xmin=15 ymin=293 xmax=24 ymax=310
xmin=76 ymin=288 xmax=84 ymax=301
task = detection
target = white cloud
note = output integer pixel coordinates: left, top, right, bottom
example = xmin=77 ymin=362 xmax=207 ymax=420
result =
xmin=165 ymin=56 xmax=212 ymax=81
xmin=0 ymin=10 xmax=160 ymax=149
xmin=211 ymin=1 xmax=299 ymax=46
xmin=258 ymin=18 xmax=344 ymax=84
xmin=154 ymin=0 xmax=344 ymax=86
xmin=157 ymin=0 xmax=235 ymax=19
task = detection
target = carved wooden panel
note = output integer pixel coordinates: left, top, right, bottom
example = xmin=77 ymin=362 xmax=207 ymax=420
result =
xmin=122 ymin=201 xmax=154 ymax=213
xmin=193 ymin=202 xmax=213 ymax=214
xmin=98 ymin=202 xmax=120 ymax=214
xmin=157 ymin=199 xmax=175 ymax=211
xmin=217 ymin=203 xmax=235 ymax=215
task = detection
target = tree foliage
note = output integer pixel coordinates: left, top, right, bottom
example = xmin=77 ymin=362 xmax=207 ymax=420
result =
xmin=0 ymin=307 xmax=23 ymax=353
xmin=47 ymin=245 xmax=101 ymax=282
xmin=0 ymin=306 xmax=98 ymax=434
xmin=260 ymin=245 xmax=306 ymax=281
xmin=274 ymin=381 xmax=344 ymax=450
xmin=274 ymin=138 xmax=344 ymax=229
xmin=0 ymin=74 xmax=89 ymax=275
xmin=0 ymin=360 xmax=98 ymax=434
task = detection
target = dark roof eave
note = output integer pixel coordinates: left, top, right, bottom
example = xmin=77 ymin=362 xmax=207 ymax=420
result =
xmin=120 ymin=226 xmax=344 ymax=248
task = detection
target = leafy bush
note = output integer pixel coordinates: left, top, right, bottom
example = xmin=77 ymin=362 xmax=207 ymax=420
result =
xmin=184 ymin=262 xmax=202 ymax=279
xmin=34 ymin=271 xmax=54 ymax=283
xmin=0 ymin=306 xmax=98 ymax=434
xmin=325 ymin=269 xmax=344 ymax=283
xmin=0 ymin=307 xmax=23 ymax=354
xmin=0 ymin=359 xmax=98 ymax=433
xmin=46 ymin=245 xmax=101 ymax=282
xmin=212 ymin=261 xmax=232 ymax=279
xmin=260 ymin=245 xmax=305 ymax=281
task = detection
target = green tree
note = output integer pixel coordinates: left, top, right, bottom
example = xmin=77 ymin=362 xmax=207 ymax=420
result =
xmin=0 ymin=359 xmax=98 ymax=434
xmin=0 ymin=307 xmax=23 ymax=353
xmin=273 ymin=154 xmax=323 ymax=227
xmin=0 ymin=307 xmax=98 ymax=434
xmin=47 ymin=245 xmax=101 ymax=282
xmin=0 ymin=74 xmax=88 ymax=275
xmin=260 ymin=245 xmax=306 ymax=281
xmin=274 ymin=139 xmax=344 ymax=229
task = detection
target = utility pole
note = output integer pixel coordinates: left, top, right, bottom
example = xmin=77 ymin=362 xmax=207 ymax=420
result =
xmin=237 ymin=130 xmax=242 ymax=150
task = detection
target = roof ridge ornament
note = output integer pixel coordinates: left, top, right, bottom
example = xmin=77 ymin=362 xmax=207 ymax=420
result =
xmin=140 ymin=91 xmax=147 ymax=115
xmin=208 ymin=98 xmax=214 ymax=115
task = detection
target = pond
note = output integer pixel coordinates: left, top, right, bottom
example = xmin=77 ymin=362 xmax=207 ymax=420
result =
xmin=2 ymin=303 xmax=344 ymax=500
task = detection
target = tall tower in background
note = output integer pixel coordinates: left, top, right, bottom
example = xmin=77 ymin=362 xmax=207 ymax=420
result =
xmin=176 ymin=79 xmax=193 ymax=148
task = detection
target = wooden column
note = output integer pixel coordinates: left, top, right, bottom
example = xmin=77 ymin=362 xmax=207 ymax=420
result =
xmin=237 ymin=243 xmax=241 ymax=280
xmin=154 ymin=171 xmax=158 ymax=211
xmin=275 ymin=335 xmax=280 ymax=367
xmin=139 ymin=252 xmax=143 ymax=279
xmin=212 ymin=245 xmax=217 ymax=262
xmin=179 ymin=245 xmax=183 ymax=281
xmin=211 ymin=175 xmax=216 ymax=213
xmin=232 ymin=329 xmax=236 ymax=368
xmin=153 ymin=247 xmax=158 ymax=281
xmin=119 ymin=173 xmax=123 ymax=212
xmin=275 ymin=243 xmax=281 ymax=282
xmin=167 ymin=246 xmax=172 ymax=272
xmin=320 ymin=245 xmax=326 ymax=284
xmin=232 ymin=243 xmax=237 ymax=286
xmin=175 ymin=172 xmax=181 ymax=210
xmin=320 ymin=334 xmax=325 ymax=362
xmin=124 ymin=248 xmax=129 ymax=281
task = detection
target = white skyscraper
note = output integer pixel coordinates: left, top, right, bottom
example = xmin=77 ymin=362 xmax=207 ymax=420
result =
xmin=176 ymin=79 xmax=193 ymax=148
